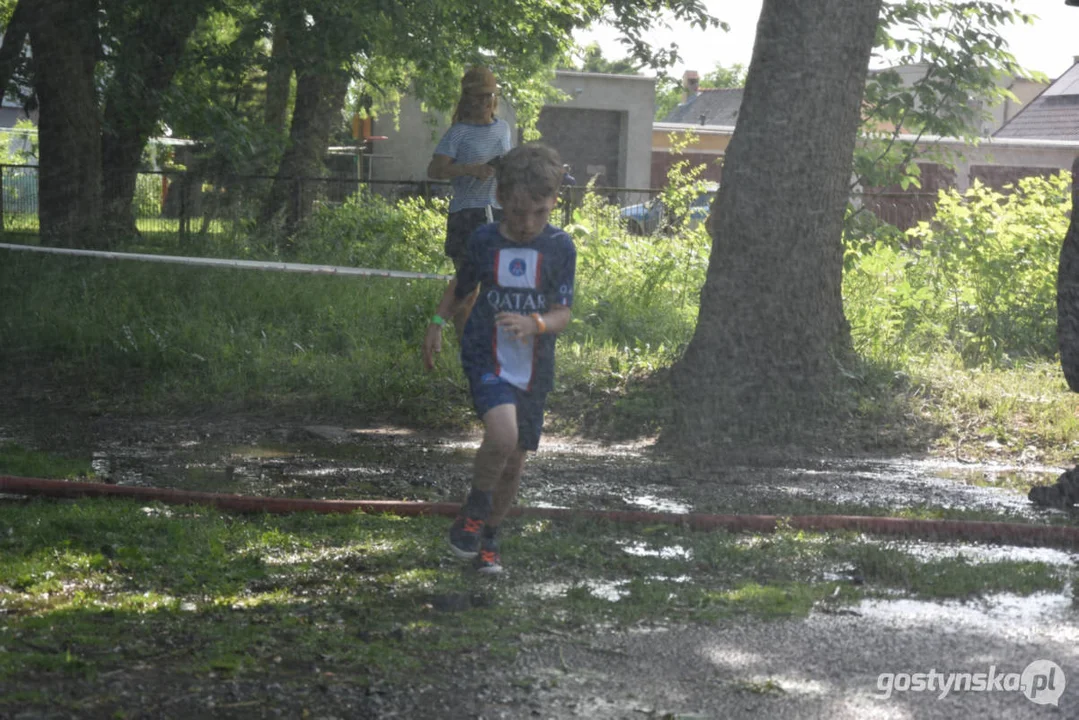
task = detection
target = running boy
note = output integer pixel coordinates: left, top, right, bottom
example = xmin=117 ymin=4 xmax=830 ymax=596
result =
xmin=423 ymin=143 xmax=575 ymax=574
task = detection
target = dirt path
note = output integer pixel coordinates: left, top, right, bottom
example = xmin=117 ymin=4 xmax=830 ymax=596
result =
xmin=2 ymin=410 xmax=1078 ymax=719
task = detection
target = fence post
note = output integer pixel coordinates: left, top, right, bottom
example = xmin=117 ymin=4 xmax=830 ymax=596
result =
xmin=293 ymin=177 xmax=303 ymax=224
xmin=0 ymin=165 xmax=5 ymax=234
xmin=179 ymin=173 xmax=188 ymax=238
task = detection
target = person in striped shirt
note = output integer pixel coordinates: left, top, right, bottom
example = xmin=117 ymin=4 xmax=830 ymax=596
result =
xmin=423 ymin=143 xmax=576 ymax=574
xmin=427 ymin=66 xmax=513 ymax=340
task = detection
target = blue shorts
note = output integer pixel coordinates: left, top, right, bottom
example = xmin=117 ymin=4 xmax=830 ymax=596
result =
xmin=445 ymin=207 xmax=503 ymax=273
xmin=469 ymin=373 xmax=548 ymax=451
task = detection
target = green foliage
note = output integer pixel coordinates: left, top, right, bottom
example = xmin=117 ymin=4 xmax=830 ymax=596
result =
xmin=844 ymin=172 xmax=1071 ymax=367
xmin=132 ymin=174 xmax=164 ymax=217
xmin=858 ymin=1 xmax=1041 ymax=191
xmin=565 ymin=134 xmax=711 ymax=352
xmin=562 ymin=42 xmax=641 ymax=75
xmin=0 ymin=443 xmax=94 ymax=480
xmin=701 ymin=63 xmax=747 ymax=89
xmin=289 ymin=192 xmax=450 ymax=272
xmin=0 ymin=118 xmax=37 ymax=165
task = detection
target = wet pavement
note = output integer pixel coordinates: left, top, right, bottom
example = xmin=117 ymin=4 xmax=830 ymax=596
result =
xmin=4 ymin=417 xmax=1067 ymax=523
xmin=3 ymin=415 xmax=1079 ymax=719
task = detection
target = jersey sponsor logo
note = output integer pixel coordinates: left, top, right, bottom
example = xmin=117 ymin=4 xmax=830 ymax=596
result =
xmin=486 ymin=290 xmax=548 ymax=312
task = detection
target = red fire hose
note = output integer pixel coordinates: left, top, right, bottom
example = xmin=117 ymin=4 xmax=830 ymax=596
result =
xmin=2 ymin=474 xmax=1077 ymax=549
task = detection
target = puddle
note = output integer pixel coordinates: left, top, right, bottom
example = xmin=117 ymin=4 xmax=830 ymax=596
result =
xmin=624 ymin=494 xmax=692 ymax=514
xmin=527 ymin=579 xmax=630 ymax=602
xmin=7 ymin=418 xmax=1078 ymax=526
xmin=897 ymin=541 xmax=1079 ymax=566
xmin=619 ymin=541 xmax=693 ymax=560
xmin=934 ymin=467 xmax=1060 ymax=493
xmin=853 ymin=591 xmax=1079 ymax=632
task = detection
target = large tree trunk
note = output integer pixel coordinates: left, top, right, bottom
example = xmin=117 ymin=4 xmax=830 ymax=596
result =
xmin=665 ymin=0 xmax=882 ymax=445
xmin=1056 ymin=157 xmax=1079 ymax=391
xmin=0 ymin=0 xmax=31 ymax=102
xmin=100 ymin=1 xmax=209 ymax=238
xmin=263 ymin=19 xmax=296 ymax=137
xmin=260 ymin=68 xmax=349 ymax=235
xmin=29 ymin=0 xmax=103 ymax=248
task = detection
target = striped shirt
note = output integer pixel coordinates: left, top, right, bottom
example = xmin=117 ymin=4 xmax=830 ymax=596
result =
xmin=433 ymin=118 xmax=512 ymax=213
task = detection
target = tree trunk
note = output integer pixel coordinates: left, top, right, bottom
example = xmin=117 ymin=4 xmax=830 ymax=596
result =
xmin=263 ymin=19 xmax=295 ymax=137
xmin=1056 ymin=157 xmax=1079 ymax=391
xmin=665 ymin=0 xmax=882 ymax=445
xmin=260 ymin=68 xmax=349 ymax=235
xmin=100 ymin=1 xmax=208 ymax=238
xmin=0 ymin=0 xmax=31 ymax=103
xmin=29 ymin=0 xmax=103 ymax=248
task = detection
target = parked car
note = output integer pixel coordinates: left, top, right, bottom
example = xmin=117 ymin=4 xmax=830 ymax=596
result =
xmin=620 ymin=182 xmax=718 ymax=235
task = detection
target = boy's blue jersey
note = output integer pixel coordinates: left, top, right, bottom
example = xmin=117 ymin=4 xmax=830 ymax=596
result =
xmin=455 ymin=222 xmax=576 ymax=393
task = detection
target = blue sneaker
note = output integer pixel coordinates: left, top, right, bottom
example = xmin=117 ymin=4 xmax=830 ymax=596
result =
xmin=449 ymin=514 xmax=485 ymax=559
xmin=474 ymin=534 xmax=502 ymax=575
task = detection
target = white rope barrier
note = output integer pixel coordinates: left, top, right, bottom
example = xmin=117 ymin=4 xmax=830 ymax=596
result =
xmin=0 ymin=242 xmax=453 ymax=282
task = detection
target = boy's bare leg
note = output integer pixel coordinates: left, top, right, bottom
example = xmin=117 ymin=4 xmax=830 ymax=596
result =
xmin=472 ymin=403 xmax=518 ymax=493
xmin=449 ymin=403 xmax=516 ymax=559
xmin=490 ymin=447 xmax=526 ymax=527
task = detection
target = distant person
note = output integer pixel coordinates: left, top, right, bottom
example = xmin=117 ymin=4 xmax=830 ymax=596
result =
xmin=427 ymin=66 xmax=513 ymax=340
xmin=560 ymin=165 xmax=577 ymax=225
xmin=423 ymin=143 xmax=576 ymax=574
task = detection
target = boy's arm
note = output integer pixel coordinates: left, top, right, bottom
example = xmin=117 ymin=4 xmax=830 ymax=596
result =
xmin=493 ymin=304 xmax=571 ymax=339
xmin=538 ymin=304 xmax=571 ymax=334
xmin=422 ymin=282 xmax=466 ymax=370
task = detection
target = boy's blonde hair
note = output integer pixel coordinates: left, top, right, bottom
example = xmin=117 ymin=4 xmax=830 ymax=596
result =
xmin=497 ymin=143 xmax=564 ymax=201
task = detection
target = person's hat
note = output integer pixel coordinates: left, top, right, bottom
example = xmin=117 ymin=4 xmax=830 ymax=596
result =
xmin=461 ymin=66 xmax=498 ymax=95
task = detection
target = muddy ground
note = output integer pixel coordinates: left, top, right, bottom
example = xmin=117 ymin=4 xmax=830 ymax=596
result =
xmin=2 ymin=407 xmax=1079 ymax=719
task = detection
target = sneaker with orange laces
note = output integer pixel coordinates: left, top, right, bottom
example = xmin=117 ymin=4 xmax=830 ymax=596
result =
xmin=474 ymin=534 xmax=502 ymax=575
xmin=449 ymin=513 xmax=486 ymax=559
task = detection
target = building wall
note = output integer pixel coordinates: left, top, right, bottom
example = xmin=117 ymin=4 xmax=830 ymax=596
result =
xmin=368 ymin=71 xmax=654 ymax=189
xmin=545 ymin=71 xmax=654 ymax=189
xmin=969 ymin=164 xmax=1062 ymax=190
xmin=650 ymin=151 xmax=723 ymax=189
xmin=650 ymin=124 xmax=732 ymax=189
xmin=536 ymin=106 xmax=622 ymax=187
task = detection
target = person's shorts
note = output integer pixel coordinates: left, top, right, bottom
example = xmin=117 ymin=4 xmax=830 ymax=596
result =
xmin=445 ymin=207 xmax=502 ymax=273
xmin=469 ymin=372 xmax=547 ymax=451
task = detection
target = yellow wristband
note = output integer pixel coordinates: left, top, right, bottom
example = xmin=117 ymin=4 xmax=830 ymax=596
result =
xmin=531 ymin=313 xmax=546 ymax=335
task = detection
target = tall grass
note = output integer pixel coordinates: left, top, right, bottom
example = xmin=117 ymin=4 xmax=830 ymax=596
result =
xmin=1 ymin=170 xmax=1075 ymax=457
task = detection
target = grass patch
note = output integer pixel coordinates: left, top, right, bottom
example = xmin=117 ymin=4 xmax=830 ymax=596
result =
xmin=0 ymin=442 xmax=95 ymax=479
xmin=2 ymin=176 xmax=1078 ymax=463
xmin=0 ymin=498 xmax=1071 ymax=711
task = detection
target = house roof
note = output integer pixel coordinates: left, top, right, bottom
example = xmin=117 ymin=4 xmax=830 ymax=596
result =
xmin=662 ymin=88 xmax=744 ymax=126
xmin=993 ymin=61 xmax=1079 ymax=141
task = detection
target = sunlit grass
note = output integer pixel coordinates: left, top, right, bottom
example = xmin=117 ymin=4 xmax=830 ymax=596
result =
xmin=0 ymin=496 xmax=1070 ymax=712
xmin=0 ymin=443 xmax=95 ymax=480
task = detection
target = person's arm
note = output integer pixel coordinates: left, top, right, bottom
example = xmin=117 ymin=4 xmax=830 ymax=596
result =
xmin=427 ymin=153 xmax=494 ymax=181
xmin=493 ymin=305 xmax=571 ymax=340
xmin=423 ymin=282 xmax=468 ymax=370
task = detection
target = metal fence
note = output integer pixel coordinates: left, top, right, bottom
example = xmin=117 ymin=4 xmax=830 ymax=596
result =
xmin=0 ymin=163 xmax=944 ymax=241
